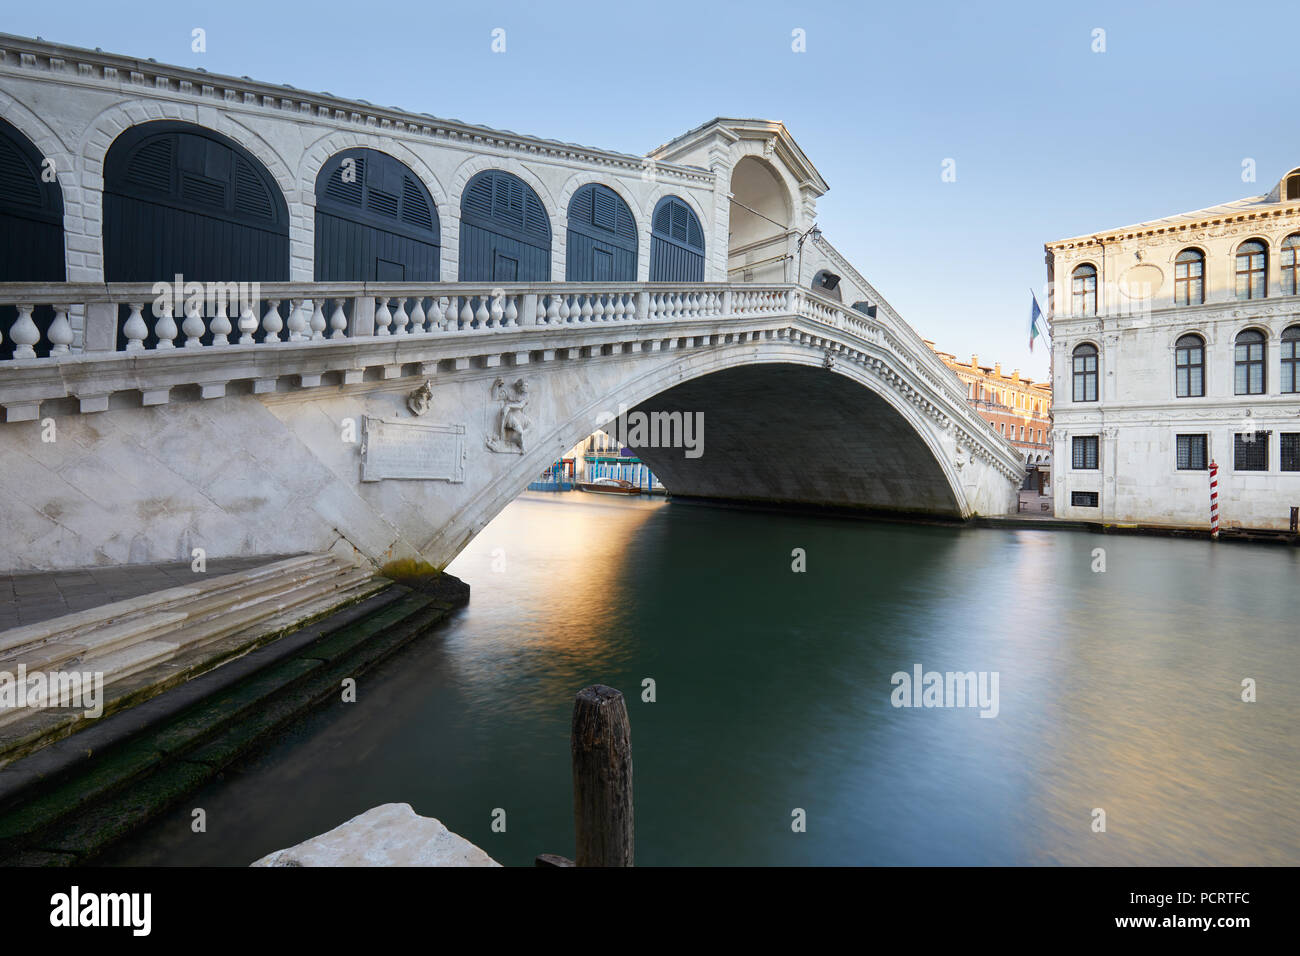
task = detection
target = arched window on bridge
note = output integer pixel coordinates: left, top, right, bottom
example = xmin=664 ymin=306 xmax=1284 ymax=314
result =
xmin=0 ymin=117 xmax=65 ymax=360
xmin=1072 ymin=343 xmax=1099 ymax=402
xmin=315 ymin=148 xmax=439 ymax=281
xmin=649 ymin=196 xmax=704 ymax=282
xmin=566 ymin=183 xmax=636 ymax=281
xmin=458 ymin=170 xmax=551 ymax=282
xmin=103 ymin=121 xmax=289 ymax=348
xmin=811 ymin=269 xmax=842 ymax=301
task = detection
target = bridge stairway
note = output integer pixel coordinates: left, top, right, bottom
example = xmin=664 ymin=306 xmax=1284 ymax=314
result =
xmin=0 ymin=554 xmax=390 ymax=759
xmin=0 ymin=560 xmax=469 ymax=864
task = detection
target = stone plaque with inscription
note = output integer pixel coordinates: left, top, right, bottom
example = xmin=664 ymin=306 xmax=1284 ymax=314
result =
xmin=361 ymin=416 xmax=466 ymax=483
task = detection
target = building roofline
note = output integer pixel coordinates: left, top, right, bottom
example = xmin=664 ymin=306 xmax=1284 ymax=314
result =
xmin=1045 ymin=193 xmax=1300 ymax=251
xmin=648 ymin=117 xmax=829 ymax=194
xmin=0 ymin=32 xmax=716 ymax=185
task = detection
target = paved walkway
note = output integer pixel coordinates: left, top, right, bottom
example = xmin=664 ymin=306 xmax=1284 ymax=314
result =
xmin=1017 ymin=490 xmax=1055 ymax=517
xmin=0 ymin=555 xmax=295 ymax=633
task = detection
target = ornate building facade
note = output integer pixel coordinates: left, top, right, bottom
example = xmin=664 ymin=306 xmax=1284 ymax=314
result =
xmin=927 ymin=344 xmax=1052 ymax=475
xmin=1045 ymin=167 xmax=1300 ymax=531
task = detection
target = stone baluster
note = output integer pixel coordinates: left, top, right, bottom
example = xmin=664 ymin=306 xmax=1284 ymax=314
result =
xmin=489 ymin=294 xmax=504 ymax=328
xmin=474 ymin=296 xmax=490 ymax=328
xmin=504 ymin=295 xmax=519 ymax=327
xmin=603 ymin=295 xmax=616 ymax=321
xmin=182 ymin=298 xmax=207 ymax=347
xmin=286 ymin=299 xmax=307 ymax=342
xmin=310 ymin=299 xmax=327 ymax=339
xmin=409 ymin=297 xmax=426 ymax=334
xmin=579 ymin=295 xmax=593 ymax=323
xmin=210 ymin=299 xmax=232 ymax=346
xmin=9 ymin=304 xmax=40 ymax=358
xmin=123 ymin=302 xmax=148 ymax=351
xmin=375 ymin=297 xmax=392 ymax=335
xmin=544 ymin=294 xmax=559 ymax=325
xmin=459 ymin=296 xmax=474 ymax=329
xmin=329 ymin=299 xmax=348 ymax=339
xmin=47 ymin=304 xmax=74 ymax=355
xmin=154 ymin=299 xmax=179 ymax=348
xmin=443 ymin=296 xmax=458 ymax=331
xmin=261 ymin=299 xmax=283 ymax=343
xmin=391 ymin=297 xmax=409 ymax=335
xmin=238 ymin=302 xmax=259 ymax=344
xmin=558 ymin=295 xmax=571 ymax=324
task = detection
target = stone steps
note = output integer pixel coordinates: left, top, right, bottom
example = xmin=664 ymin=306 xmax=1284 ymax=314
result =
xmin=0 ymin=555 xmax=390 ymax=744
xmin=0 ymin=580 xmax=467 ymax=864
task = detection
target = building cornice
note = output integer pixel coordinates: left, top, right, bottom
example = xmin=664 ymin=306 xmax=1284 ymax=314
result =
xmin=0 ymin=33 xmax=715 ymax=186
xmin=1045 ymin=204 xmax=1300 ymax=252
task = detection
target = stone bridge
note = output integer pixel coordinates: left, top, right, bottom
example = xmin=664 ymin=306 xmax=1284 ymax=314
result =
xmin=0 ymin=35 xmax=1022 ymax=574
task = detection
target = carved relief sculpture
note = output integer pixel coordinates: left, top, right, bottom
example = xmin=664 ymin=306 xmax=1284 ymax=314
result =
xmin=487 ymin=377 xmax=532 ymax=454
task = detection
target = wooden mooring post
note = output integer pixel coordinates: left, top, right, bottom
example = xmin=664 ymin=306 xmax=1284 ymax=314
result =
xmin=535 ymin=684 xmax=634 ymax=867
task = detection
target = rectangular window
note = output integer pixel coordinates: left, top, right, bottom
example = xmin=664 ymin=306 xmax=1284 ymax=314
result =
xmin=1281 ymin=433 xmax=1300 ymax=472
xmin=1072 ymin=436 xmax=1099 ymax=469
xmin=1234 ymin=432 xmax=1269 ymax=471
xmin=1071 ymin=491 xmax=1099 ymax=507
xmin=1176 ymin=434 xmax=1208 ymax=470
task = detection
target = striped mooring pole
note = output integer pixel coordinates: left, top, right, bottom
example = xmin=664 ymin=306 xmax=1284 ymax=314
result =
xmin=1209 ymin=460 xmax=1220 ymax=539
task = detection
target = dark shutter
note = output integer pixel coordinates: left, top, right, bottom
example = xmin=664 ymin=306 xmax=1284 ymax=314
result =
xmin=649 ymin=196 xmax=704 ymax=282
xmin=566 ymin=183 xmax=637 ymax=281
xmin=314 ymin=148 xmax=440 ymax=282
xmin=458 ymin=170 xmax=551 ymax=282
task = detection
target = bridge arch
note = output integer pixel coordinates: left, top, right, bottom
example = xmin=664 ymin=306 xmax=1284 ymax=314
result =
xmin=420 ymin=340 xmax=975 ymax=564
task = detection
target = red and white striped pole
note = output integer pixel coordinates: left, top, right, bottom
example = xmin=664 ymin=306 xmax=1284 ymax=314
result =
xmin=1209 ymin=460 xmax=1220 ymax=539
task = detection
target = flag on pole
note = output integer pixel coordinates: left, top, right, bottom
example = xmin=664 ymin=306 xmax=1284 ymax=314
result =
xmin=1029 ymin=291 xmax=1045 ymax=352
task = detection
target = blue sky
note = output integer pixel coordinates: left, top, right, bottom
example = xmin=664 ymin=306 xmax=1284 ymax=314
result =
xmin=7 ymin=0 xmax=1299 ymax=381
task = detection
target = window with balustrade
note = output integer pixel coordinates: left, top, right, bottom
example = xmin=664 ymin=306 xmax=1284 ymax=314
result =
xmin=1235 ymin=240 xmax=1268 ymax=300
xmin=1175 ymin=333 xmax=1205 ymax=397
xmin=1174 ymin=249 xmax=1204 ymax=305
xmin=1072 ymin=343 xmax=1098 ymax=402
xmin=1283 ymin=326 xmax=1300 ymax=393
xmin=1072 ymin=264 xmax=1097 ymax=315
xmin=1234 ymin=329 xmax=1266 ymax=395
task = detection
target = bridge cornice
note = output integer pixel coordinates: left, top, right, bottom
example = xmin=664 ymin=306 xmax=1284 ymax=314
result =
xmin=0 ymin=33 xmax=716 ymax=189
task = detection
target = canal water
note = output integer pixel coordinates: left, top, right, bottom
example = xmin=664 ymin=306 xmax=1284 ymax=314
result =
xmin=101 ymin=493 xmax=1300 ymax=866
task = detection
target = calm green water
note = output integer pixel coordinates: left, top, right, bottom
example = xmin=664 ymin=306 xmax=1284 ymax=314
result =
xmin=102 ymin=493 xmax=1300 ymax=866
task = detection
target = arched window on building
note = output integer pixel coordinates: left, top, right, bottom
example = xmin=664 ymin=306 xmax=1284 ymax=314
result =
xmin=1281 ymin=325 xmax=1300 ymax=393
xmin=1175 ymin=333 xmax=1205 ymax=397
xmin=315 ymin=148 xmax=439 ymax=281
xmin=0 ymin=117 xmax=65 ymax=359
xmin=649 ymin=196 xmax=705 ymax=281
xmin=1235 ymin=240 xmax=1268 ymax=300
xmin=1281 ymin=234 xmax=1299 ymax=296
xmin=1234 ymin=329 xmax=1266 ymax=395
xmin=458 ymin=170 xmax=551 ymax=282
xmin=1174 ymin=248 xmax=1204 ymax=305
xmin=1072 ymin=343 xmax=1098 ymax=402
xmin=566 ymin=183 xmax=636 ymax=281
xmin=1072 ymin=264 xmax=1097 ymax=315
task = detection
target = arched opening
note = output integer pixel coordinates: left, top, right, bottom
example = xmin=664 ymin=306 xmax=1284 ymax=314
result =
xmin=623 ymin=363 xmax=962 ymax=517
xmin=811 ymin=269 xmax=842 ymax=301
xmin=315 ymin=148 xmax=439 ymax=281
xmin=103 ymin=121 xmax=289 ymax=347
xmin=727 ymin=155 xmax=792 ymax=283
xmin=565 ymin=183 xmax=636 ymax=281
xmin=0 ymin=117 xmax=65 ymax=359
xmin=458 ymin=170 xmax=551 ymax=282
xmin=649 ymin=196 xmax=704 ymax=282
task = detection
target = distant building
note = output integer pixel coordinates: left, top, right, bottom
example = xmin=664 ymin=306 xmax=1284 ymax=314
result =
xmin=927 ymin=344 xmax=1053 ymax=481
xmin=1045 ymin=165 xmax=1300 ymax=531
